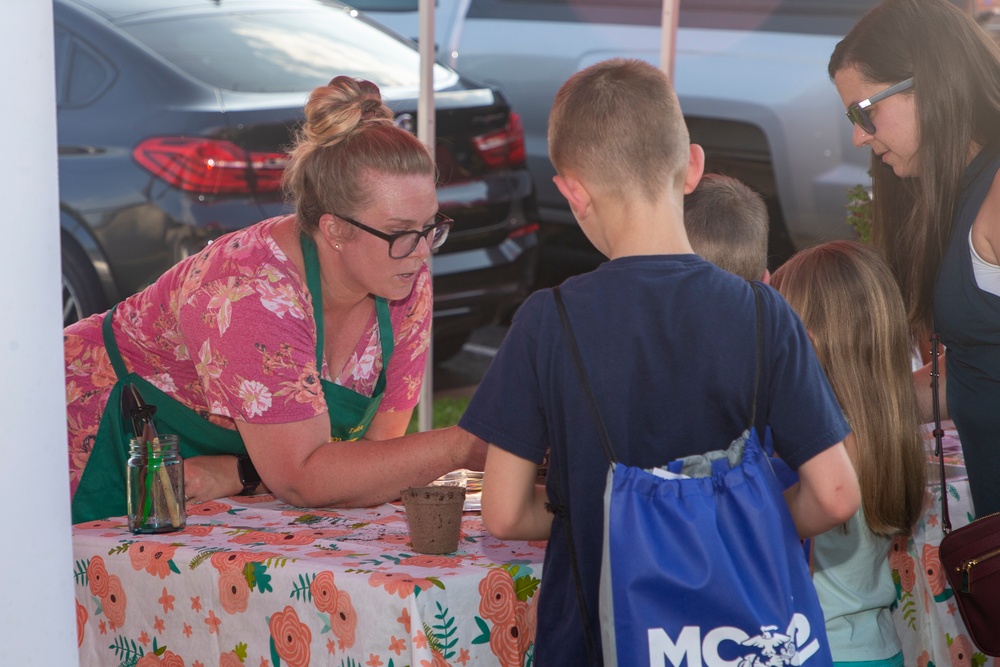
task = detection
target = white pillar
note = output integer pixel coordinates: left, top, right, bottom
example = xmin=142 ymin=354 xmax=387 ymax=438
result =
xmin=0 ymin=3 xmax=79 ymax=665
xmin=417 ymin=0 xmax=436 ymax=432
xmin=660 ymin=0 xmax=680 ymax=82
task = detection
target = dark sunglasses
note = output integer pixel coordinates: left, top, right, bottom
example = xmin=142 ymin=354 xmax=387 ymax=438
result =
xmin=334 ymin=211 xmax=453 ymax=259
xmin=845 ymin=78 xmax=914 ymax=135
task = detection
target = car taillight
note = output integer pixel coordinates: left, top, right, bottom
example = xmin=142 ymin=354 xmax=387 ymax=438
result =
xmin=133 ymin=137 xmax=288 ymax=195
xmin=472 ymin=111 xmax=526 ymax=169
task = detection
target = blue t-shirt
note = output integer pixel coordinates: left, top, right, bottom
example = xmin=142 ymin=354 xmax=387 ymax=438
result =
xmin=459 ymin=254 xmax=850 ymax=666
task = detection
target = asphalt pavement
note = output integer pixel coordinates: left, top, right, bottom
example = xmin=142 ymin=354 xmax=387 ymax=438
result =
xmin=431 ymin=324 xmax=507 ymax=397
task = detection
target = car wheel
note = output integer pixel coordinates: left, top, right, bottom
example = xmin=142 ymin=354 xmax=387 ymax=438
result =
xmin=62 ymin=238 xmax=106 ymax=328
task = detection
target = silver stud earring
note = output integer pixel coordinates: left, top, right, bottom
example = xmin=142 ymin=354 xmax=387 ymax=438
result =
xmin=334 ymin=243 xmax=340 ymax=250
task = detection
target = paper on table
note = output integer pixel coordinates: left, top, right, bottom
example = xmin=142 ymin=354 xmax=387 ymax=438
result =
xmin=464 ymin=491 xmax=481 ymax=512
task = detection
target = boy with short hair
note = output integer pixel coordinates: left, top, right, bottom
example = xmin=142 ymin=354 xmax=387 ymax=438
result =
xmin=684 ymin=172 xmax=770 ymax=281
xmin=458 ymin=59 xmax=859 ymax=665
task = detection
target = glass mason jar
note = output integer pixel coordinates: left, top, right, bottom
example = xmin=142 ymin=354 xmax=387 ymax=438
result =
xmin=127 ymin=435 xmax=186 ymax=534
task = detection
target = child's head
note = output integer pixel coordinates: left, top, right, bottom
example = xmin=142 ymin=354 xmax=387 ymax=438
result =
xmin=772 ymin=240 xmax=925 ymax=536
xmin=684 ymin=174 xmax=769 ymax=281
xmin=548 ymin=58 xmax=691 ymax=203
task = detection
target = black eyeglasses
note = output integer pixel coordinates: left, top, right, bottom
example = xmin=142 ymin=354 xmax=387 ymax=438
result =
xmin=333 ymin=211 xmax=452 ymax=259
xmin=845 ymin=77 xmax=914 ymax=135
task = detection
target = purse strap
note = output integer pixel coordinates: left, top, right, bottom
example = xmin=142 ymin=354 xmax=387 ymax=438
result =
xmin=548 ymin=281 xmax=765 ymax=666
xmin=931 ymin=332 xmax=953 ymax=534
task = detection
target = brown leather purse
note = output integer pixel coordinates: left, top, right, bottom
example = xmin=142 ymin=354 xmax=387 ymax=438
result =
xmin=932 ymin=334 xmax=1000 ymax=657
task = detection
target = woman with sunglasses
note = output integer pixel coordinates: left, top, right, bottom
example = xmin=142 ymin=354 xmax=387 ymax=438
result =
xmin=829 ymin=0 xmax=1000 ymax=518
xmin=65 ymin=76 xmax=484 ymax=523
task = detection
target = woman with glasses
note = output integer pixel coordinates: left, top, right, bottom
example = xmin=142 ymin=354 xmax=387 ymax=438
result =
xmin=829 ymin=0 xmax=1000 ymax=518
xmin=65 ymin=76 xmax=483 ymax=523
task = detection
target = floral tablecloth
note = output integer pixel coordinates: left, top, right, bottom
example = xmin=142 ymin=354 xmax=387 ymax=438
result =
xmin=890 ymin=423 xmax=998 ymax=667
xmin=72 ymin=495 xmax=545 ymax=667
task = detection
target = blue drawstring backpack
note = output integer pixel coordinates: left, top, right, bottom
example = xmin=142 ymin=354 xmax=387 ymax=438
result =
xmin=553 ymin=284 xmax=832 ymax=667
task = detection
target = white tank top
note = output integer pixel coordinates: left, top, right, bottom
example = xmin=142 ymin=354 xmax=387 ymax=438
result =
xmin=969 ymin=227 xmax=1000 ymax=296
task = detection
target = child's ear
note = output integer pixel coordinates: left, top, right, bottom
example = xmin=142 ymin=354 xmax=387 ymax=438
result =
xmin=683 ymin=143 xmax=706 ymax=195
xmin=554 ymin=174 xmax=592 ymax=220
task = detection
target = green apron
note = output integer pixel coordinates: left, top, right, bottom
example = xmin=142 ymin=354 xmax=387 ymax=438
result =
xmin=71 ymin=233 xmax=394 ymax=523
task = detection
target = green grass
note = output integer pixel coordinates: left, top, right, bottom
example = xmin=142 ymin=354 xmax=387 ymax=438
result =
xmin=405 ymin=396 xmax=471 ymax=434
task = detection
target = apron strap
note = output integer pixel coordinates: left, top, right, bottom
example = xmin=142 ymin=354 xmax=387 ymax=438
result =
xmin=301 ymin=232 xmax=326 ymax=364
xmin=101 ymin=305 xmax=129 ymax=380
xmin=300 ymin=231 xmax=394 ymax=374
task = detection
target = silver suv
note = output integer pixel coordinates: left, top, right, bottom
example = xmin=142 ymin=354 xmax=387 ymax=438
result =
xmin=351 ymin=0 xmax=882 ymax=279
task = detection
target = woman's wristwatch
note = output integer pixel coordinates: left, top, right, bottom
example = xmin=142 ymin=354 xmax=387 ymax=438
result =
xmin=237 ymin=455 xmax=261 ymax=496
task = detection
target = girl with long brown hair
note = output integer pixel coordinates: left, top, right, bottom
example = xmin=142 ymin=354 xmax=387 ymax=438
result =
xmin=773 ymin=240 xmax=926 ymax=667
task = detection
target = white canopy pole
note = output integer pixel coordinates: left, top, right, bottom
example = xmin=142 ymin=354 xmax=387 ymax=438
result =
xmin=0 ymin=3 xmax=79 ymax=664
xmin=417 ymin=0 xmax=436 ymax=432
xmin=660 ymin=0 xmax=680 ymax=82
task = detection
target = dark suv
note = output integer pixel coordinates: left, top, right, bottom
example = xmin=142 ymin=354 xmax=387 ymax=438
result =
xmin=54 ymin=0 xmax=537 ymax=361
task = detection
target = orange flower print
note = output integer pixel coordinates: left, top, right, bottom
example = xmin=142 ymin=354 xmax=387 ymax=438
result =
xmin=889 ymin=535 xmax=908 ymax=570
xmin=75 ymin=519 xmax=118 ymax=531
xmin=205 ymin=610 xmax=222 ymax=634
xmin=369 ymin=572 xmax=433 ymax=598
xmin=331 ymin=589 xmax=358 ymax=650
xmin=64 ymin=333 xmax=86 ymax=362
xmin=161 ymin=652 xmax=185 ymax=667
xmin=136 ymin=649 xmax=185 ymax=667
xmin=218 ymin=567 xmax=251 ymax=615
xmin=87 ymin=556 xmax=110 ymax=598
xmin=211 ymin=551 xmax=248 ymax=572
xmin=898 ymin=553 xmax=917 ymax=593
xmin=478 ymin=568 xmax=517 ymax=624
xmin=103 ymin=575 xmax=128 ymax=629
xmin=398 ymin=607 xmax=412 ymax=634
xmin=276 ymin=363 xmax=324 ymax=408
xmin=188 ymin=501 xmax=233 ymax=517
xmin=950 ymin=634 xmax=974 ymax=667
xmin=403 ymin=555 xmax=462 ymax=569
xmin=389 ymin=636 xmax=406 ymax=655
xmin=129 ymin=542 xmax=156 ymax=572
xmin=128 ymin=541 xmax=178 ymax=577
xmin=917 ymin=650 xmax=931 ymax=667
xmin=76 ymin=598 xmax=88 ymax=647
xmin=516 ymin=598 xmax=537 ymax=653
xmin=269 ymin=605 xmax=312 ymax=667
xmin=420 ymin=652 xmax=450 ymax=667
xmin=159 ymin=587 xmax=175 ymax=614
xmin=311 ymin=571 xmax=339 ymax=614
xmin=220 ymin=651 xmax=244 ymax=667
xmin=922 ymin=543 xmax=948 ymax=596
xmin=144 ymin=544 xmax=178 ymax=579
xmin=489 ymin=619 xmax=523 ymax=667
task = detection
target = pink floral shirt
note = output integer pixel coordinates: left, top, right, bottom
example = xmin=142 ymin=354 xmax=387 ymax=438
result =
xmin=65 ymin=217 xmax=430 ymax=486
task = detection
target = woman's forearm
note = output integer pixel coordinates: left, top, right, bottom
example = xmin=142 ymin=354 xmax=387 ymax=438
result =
xmin=263 ymin=424 xmax=483 ymax=508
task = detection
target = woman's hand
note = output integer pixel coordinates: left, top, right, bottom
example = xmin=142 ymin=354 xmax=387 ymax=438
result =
xmin=460 ymin=431 xmax=489 ymax=472
xmin=183 ymin=455 xmax=245 ymax=505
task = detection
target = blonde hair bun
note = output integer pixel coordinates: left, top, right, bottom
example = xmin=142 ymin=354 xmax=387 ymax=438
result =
xmin=303 ymin=76 xmax=394 ymax=148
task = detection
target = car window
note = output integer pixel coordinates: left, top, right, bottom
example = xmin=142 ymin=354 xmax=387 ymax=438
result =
xmin=54 ymin=25 xmax=117 ymax=108
xmin=118 ymin=8 xmax=457 ymax=93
